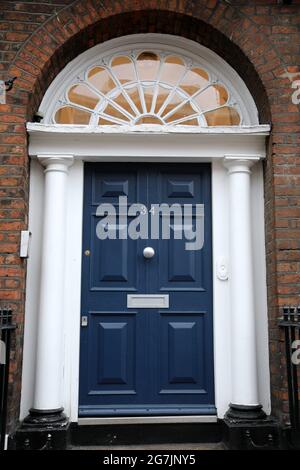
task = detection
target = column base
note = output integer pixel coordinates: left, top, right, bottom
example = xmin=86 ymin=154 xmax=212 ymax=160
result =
xmin=12 ymin=408 xmax=70 ymax=450
xmin=223 ymin=404 xmax=280 ymax=450
xmin=23 ymin=407 xmax=67 ymax=428
xmin=225 ymin=403 xmax=267 ymax=421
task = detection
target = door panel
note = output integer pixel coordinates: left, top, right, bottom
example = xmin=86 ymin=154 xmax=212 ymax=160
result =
xmin=159 ymin=228 xmax=204 ymax=289
xmin=90 ymin=219 xmax=137 ymax=289
xmin=79 ymin=163 xmax=214 ymax=416
xmin=92 ymin=171 xmax=137 ymax=204
xmin=91 ymin=313 xmax=137 ymax=392
xmin=159 ymin=314 xmax=206 ymax=391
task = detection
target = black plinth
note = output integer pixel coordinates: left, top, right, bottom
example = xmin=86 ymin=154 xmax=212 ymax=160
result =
xmin=223 ymin=404 xmax=280 ymax=450
xmin=12 ymin=408 xmax=70 ymax=450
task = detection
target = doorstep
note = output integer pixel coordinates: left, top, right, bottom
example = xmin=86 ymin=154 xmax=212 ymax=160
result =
xmin=70 ymin=421 xmax=223 ymax=447
xmin=69 ymin=443 xmax=225 ymax=450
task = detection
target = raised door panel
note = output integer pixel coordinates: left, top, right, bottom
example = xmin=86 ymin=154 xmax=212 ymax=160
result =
xmin=89 ymin=215 xmax=137 ymax=291
xmin=158 ymin=219 xmax=205 ymax=291
xmin=87 ymin=313 xmax=137 ymax=395
xmin=158 ymin=313 xmax=207 ymax=395
xmin=91 ymin=171 xmax=137 ymax=205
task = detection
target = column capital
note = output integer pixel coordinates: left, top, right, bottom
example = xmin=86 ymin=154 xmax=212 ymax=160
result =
xmin=223 ymin=155 xmax=261 ymax=174
xmin=37 ymin=154 xmax=74 ymax=173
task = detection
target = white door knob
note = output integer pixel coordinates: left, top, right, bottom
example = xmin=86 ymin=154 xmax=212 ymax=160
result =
xmin=143 ymin=247 xmax=155 ymax=259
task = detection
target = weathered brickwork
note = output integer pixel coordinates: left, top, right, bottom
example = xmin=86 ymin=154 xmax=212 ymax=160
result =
xmin=0 ymin=0 xmax=299 ymax=432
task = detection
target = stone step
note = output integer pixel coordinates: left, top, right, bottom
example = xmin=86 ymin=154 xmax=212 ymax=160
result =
xmin=69 ymin=443 xmax=225 ymax=450
xmin=70 ymin=422 xmax=223 ymax=447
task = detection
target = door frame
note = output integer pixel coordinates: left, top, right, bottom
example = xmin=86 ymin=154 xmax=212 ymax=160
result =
xmin=20 ymin=125 xmax=271 ymax=422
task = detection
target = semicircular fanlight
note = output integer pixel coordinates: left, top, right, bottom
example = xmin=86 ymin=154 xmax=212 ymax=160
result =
xmin=53 ymin=50 xmax=241 ymax=127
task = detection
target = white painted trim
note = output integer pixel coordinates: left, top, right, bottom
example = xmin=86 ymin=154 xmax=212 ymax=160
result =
xmin=63 ymin=160 xmax=84 ymax=421
xmin=252 ymin=163 xmax=271 ymax=413
xmin=27 ymin=126 xmax=268 ymax=161
xmin=211 ymin=160 xmax=231 ymax=418
xmin=78 ymin=416 xmax=217 ymax=425
xmin=39 ymin=34 xmax=260 ymax=126
xmin=27 ymin=123 xmax=270 ymax=135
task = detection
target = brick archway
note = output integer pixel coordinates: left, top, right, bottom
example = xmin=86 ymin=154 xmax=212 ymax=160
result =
xmin=1 ymin=1 xmax=300 ymax=433
xmin=11 ymin=5 xmax=273 ymax=123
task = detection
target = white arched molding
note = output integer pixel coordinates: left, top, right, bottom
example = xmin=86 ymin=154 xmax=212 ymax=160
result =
xmin=39 ymin=34 xmax=259 ymax=128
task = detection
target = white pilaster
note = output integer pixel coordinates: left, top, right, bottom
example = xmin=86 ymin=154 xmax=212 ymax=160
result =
xmin=33 ymin=155 xmax=73 ymax=411
xmin=224 ymin=155 xmax=261 ymax=408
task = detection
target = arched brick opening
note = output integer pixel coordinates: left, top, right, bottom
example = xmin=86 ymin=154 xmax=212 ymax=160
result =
xmin=24 ymin=11 xmax=270 ymax=124
xmin=5 ymin=1 xmax=297 ymax=434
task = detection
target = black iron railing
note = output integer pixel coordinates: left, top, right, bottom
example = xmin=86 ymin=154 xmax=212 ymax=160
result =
xmin=279 ymin=306 xmax=300 ymax=447
xmin=0 ymin=309 xmax=16 ymax=451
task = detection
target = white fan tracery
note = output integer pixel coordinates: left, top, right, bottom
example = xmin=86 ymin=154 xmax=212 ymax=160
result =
xmin=53 ymin=51 xmax=241 ymax=127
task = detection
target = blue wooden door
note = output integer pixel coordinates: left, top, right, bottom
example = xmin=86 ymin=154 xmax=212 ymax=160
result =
xmin=79 ymin=163 xmax=215 ymax=416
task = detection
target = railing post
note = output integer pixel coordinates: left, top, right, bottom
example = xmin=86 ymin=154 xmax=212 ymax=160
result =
xmin=279 ymin=306 xmax=300 ymax=448
xmin=0 ymin=309 xmax=16 ymax=451
xmin=292 ymin=308 xmax=299 ymax=431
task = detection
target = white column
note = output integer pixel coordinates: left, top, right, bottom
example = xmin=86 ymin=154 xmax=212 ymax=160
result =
xmin=224 ymin=155 xmax=260 ymax=409
xmin=33 ymin=155 xmax=73 ymax=411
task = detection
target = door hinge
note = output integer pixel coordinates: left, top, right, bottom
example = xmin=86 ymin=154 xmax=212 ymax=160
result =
xmin=81 ymin=315 xmax=88 ymax=327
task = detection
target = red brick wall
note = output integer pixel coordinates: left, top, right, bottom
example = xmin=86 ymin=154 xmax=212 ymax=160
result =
xmin=0 ymin=0 xmax=300 ymax=432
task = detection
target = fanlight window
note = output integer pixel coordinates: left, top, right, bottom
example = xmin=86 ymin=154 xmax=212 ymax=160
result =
xmin=53 ymin=51 xmax=241 ymax=127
